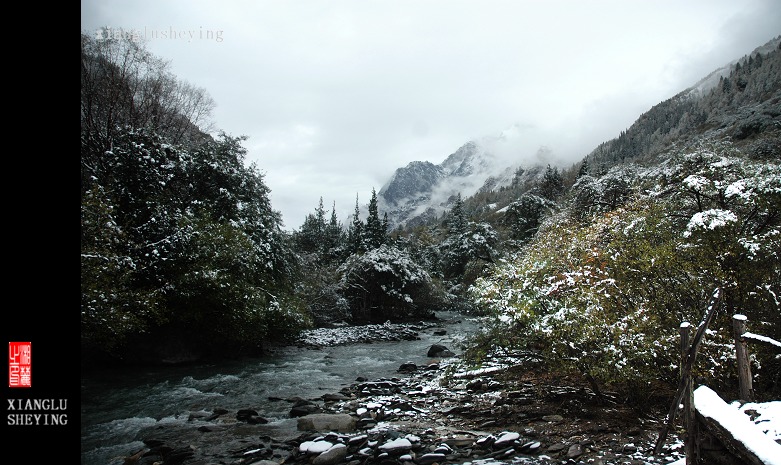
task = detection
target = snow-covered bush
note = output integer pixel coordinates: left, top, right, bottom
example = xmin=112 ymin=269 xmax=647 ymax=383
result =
xmin=502 ymin=193 xmax=553 ymax=241
xmin=81 ymin=129 xmax=307 ymax=361
xmin=337 ymin=244 xmax=444 ymax=322
xmin=469 ymin=141 xmax=781 ymax=401
xmin=439 ymin=222 xmax=499 ymax=280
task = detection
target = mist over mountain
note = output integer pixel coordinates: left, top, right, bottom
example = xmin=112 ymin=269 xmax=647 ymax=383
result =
xmin=378 ymin=35 xmax=781 ymax=230
xmin=584 ymin=35 xmax=780 ymax=172
xmin=378 ymin=126 xmax=569 ymax=229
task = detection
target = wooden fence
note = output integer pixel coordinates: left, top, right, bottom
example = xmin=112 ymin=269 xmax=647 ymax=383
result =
xmin=654 ymin=293 xmax=781 ymax=464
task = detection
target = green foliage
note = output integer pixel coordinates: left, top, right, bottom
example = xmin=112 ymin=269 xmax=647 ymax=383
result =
xmin=537 ymin=164 xmax=564 ymax=201
xmin=446 ymin=193 xmax=468 ymax=235
xmin=81 ymin=182 xmax=168 ymax=355
xmin=439 ymin=222 xmax=498 ymax=281
xmin=336 ymin=244 xmax=442 ymax=322
xmin=570 ymin=167 xmax=634 ymax=221
xmin=348 ymin=194 xmax=365 ymax=254
xmin=80 ymin=31 xmax=312 ymax=364
xmin=503 ymin=193 xmax=552 ymax=241
xmin=298 ymin=267 xmax=350 ymax=326
xmin=81 ymin=127 xmax=307 ymax=362
xmin=469 ymin=141 xmax=781 ymax=400
xmin=295 ymin=197 xmax=329 ymax=254
xmin=364 ymin=188 xmax=387 ymax=250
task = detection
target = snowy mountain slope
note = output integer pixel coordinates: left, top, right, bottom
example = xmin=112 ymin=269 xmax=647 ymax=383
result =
xmin=378 ymin=35 xmax=781 ymax=230
xmin=377 ymin=137 xmax=549 ymax=228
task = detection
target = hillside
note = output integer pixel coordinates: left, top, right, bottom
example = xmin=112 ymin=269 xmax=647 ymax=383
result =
xmin=379 ymin=36 xmax=781 ymax=232
xmin=461 ymin=36 xmax=781 ymax=402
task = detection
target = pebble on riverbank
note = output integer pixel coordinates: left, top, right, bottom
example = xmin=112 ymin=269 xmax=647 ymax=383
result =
xmin=131 ymin=319 xmax=685 ymax=465
xmin=135 ymin=363 xmax=685 ymax=465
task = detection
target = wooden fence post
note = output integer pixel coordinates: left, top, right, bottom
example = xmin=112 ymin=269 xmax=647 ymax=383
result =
xmin=654 ymin=287 xmax=722 ymax=456
xmin=681 ymin=322 xmax=697 ymax=465
xmin=732 ymin=314 xmax=754 ymax=402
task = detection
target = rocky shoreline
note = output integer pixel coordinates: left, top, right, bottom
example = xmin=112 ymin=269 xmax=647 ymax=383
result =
xmin=127 ymin=320 xmax=686 ymax=465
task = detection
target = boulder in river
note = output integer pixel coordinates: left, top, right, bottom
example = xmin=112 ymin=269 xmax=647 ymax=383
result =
xmin=427 ymin=344 xmax=455 ymax=357
xmin=398 ymin=361 xmax=418 ymax=373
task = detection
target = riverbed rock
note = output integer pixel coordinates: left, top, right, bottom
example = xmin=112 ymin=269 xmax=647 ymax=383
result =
xmin=427 ymin=344 xmax=454 ymax=357
xmin=493 ymin=431 xmax=521 ymax=448
xmin=378 ymin=437 xmax=413 ymax=455
xmin=300 ymin=440 xmax=334 ymax=454
xmin=290 ymin=400 xmax=322 ymax=417
xmin=312 ymin=443 xmax=348 ymax=465
xmin=115 ymin=313 xmax=687 ymax=465
xmin=297 ymin=413 xmax=357 ymax=432
xmin=322 ymin=393 xmax=349 ymax=402
xmin=398 ymin=361 xmax=418 ymax=373
xmin=237 ymin=409 xmax=269 ymax=424
xmin=567 ymin=443 xmax=584 ymax=459
xmin=417 ymin=452 xmax=447 ymax=464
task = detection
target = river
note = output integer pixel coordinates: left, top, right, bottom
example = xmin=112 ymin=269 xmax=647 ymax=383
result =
xmin=80 ymin=311 xmax=482 ymax=465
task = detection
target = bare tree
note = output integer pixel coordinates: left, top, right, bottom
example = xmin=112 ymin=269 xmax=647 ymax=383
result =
xmin=81 ymin=29 xmax=216 ymax=153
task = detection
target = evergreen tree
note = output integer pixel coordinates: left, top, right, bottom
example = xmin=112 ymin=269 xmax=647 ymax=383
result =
xmin=325 ymin=201 xmax=343 ymax=255
xmin=326 ymin=202 xmax=345 ymax=261
xmin=577 ymin=158 xmax=590 ymax=178
xmin=296 ymin=197 xmax=328 ymax=254
xmin=364 ymin=188 xmax=386 ymax=250
xmin=504 ymin=193 xmax=550 ymax=241
xmin=81 ymin=129 xmax=305 ymax=362
xmin=348 ymin=194 xmax=364 ymax=254
xmin=315 ymin=197 xmax=327 ymax=231
xmin=447 ymin=193 xmax=468 ymax=235
xmin=538 ymin=164 xmax=564 ymax=201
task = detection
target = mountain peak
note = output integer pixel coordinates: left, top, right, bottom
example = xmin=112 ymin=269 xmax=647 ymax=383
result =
xmin=378 ymin=136 xmax=554 ymax=228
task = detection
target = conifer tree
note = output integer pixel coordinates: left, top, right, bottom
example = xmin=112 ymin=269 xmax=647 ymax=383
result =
xmin=364 ymin=188 xmax=386 ymax=250
xmin=348 ymin=194 xmax=364 ymax=254
xmin=296 ymin=197 xmax=328 ymax=254
xmin=315 ymin=197 xmax=326 ymax=232
xmin=577 ymin=158 xmax=590 ymax=178
xmin=447 ymin=193 xmax=468 ymax=235
xmin=539 ymin=164 xmax=564 ymax=201
xmin=325 ymin=201 xmax=344 ymax=258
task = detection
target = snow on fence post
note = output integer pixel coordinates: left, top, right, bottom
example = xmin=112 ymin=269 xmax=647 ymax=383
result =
xmin=733 ymin=314 xmax=754 ymax=402
xmin=680 ymin=322 xmax=697 ymax=465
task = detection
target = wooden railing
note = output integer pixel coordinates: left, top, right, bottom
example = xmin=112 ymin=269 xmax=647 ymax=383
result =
xmin=654 ymin=292 xmax=781 ymax=464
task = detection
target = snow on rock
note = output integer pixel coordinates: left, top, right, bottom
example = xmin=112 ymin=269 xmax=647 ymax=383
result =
xmin=493 ymin=432 xmax=521 ymax=448
xmin=693 ymin=385 xmax=781 ymax=465
xmin=312 ymin=443 xmax=347 ymax=465
xmin=299 ymin=440 xmax=334 ymax=454
xmin=379 ymin=437 xmax=413 ymax=453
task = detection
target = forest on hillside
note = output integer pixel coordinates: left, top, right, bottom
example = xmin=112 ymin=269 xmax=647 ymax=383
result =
xmin=81 ymin=31 xmax=780 ymax=403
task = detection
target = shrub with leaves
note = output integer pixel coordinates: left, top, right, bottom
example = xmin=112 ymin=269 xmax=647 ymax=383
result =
xmin=337 ymin=244 xmax=443 ymax=322
xmin=81 ymin=128 xmax=307 ymax=362
xmin=469 ymin=140 xmax=781 ymax=401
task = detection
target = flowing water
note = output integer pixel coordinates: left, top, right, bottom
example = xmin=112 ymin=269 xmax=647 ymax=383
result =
xmin=81 ymin=312 xmax=482 ymax=465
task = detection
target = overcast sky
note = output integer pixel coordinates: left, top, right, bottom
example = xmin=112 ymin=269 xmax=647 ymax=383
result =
xmin=81 ymin=0 xmax=781 ymax=230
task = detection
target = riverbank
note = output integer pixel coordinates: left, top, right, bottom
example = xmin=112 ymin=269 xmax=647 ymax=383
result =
xmin=124 ymin=316 xmax=686 ymax=465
